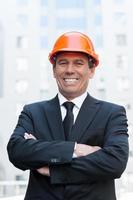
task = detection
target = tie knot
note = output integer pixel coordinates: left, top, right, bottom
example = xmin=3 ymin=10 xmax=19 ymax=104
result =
xmin=63 ymin=101 xmax=75 ymax=111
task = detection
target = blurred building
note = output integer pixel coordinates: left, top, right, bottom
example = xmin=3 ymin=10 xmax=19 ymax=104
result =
xmin=0 ymin=0 xmax=133 ymax=197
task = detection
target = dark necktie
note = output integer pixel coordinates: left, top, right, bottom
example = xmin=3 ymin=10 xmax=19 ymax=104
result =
xmin=63 ymin=102 xmax=75 ymax=140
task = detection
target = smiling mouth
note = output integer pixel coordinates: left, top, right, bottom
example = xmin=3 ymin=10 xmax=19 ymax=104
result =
xmin=63 ymin=78 xmax=79 ymax=84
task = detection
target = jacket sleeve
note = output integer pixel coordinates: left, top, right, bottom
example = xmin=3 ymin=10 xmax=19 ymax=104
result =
xmin=49 ymin=106 xmax=129 ymax=184
xmin=7 ymin=105 xmax=75 ymax=170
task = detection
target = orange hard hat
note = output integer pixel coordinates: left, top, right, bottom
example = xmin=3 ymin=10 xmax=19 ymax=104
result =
xmin=49 ymin=31 xmax=99 ymax=66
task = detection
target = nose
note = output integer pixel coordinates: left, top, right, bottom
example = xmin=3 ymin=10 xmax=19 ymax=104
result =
xmin=65 ymin=63 xmax=74 ymax=73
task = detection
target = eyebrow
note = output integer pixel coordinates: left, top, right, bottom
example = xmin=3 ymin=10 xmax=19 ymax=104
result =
xmin=74 ymin=59 xmax=84 ymax=62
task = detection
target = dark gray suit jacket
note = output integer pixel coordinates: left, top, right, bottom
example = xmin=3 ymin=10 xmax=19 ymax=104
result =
xmin=7 ymin=94 xmax=129 ymax=200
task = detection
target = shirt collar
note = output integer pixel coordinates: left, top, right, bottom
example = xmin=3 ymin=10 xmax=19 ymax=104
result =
xmin=58 ymin=92 xmax=88 ymax=110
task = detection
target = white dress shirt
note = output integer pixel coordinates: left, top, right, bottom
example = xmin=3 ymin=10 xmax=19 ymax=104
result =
xmin=58 ymin=92 xmax=88 ymax=158
xmin=58 ymin=92 xmax=88 ymax=123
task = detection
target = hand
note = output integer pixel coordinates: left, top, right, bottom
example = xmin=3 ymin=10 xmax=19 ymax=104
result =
xmin=75 ymin=144 xmax=101 ymax=157
xmin=24 ymin=133 xmax=36 ymax=140
xmin=37 ymin=166 xmax=50 ymax=176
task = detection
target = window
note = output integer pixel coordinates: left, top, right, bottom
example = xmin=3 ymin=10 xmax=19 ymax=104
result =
xmin=0 ymin=165 xmax=5 ymax=180
xmin=57 ymin=17 xmax=86 ymax=29
xmin=93 ymin=0 xmax=101 ymax=5
xmin=16 ymin=36 xmax=28 ymax=49
xmin=117 ymin=77 xmax=130 ymax=91
xmin=56 ymin=0 xmax=85 ymax=8
xmin=15 ymin=79 xmax=29 ymax=94
xmin=40 ymin=36 xmax=48 ymax=49
xmin=16 ymin=0 xmax=29 ymax=6
xmin=94 ymin=13 xmax=102 ymax=26
xmin=94 ymin=34 xmax=103 ymax=48
xmin=96 ymin=77 xmax=106 ymax=100
xmin=115 ymin=34 xmax=127 ymax=46
xmin=126 ymin=104 xmax=131 ymax=110
xmin=116 ymin=55 xmax=128 ymax=70
xmin=114 ymin=12 xmax=126 ymax=26
xmin=0 ymin=23 xmax=4 ymax=97
xmin=40 ymin=15 xmax=47 ymax=27
xmin=96 ymin=77 xmax=106 ymax=90
xmin=16 ymin=57 xmax=29 ymax=71
xmin=40 ymin=0 xmax=48 ymax=6
xmin=17 ymin=14 xmax=28 ymax=27
xmin=114 ymin=0 xmax=125 ymax=4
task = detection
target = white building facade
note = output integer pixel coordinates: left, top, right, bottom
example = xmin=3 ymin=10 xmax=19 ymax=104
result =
xmin=0 ymin=0 xmax=132 ymax=198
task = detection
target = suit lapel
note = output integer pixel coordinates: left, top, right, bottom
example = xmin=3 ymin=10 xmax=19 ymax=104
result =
xmin=69 ymin=94 xmax=101 ymax=142
xmin=43 ymin=94 xmax=101 ymax=142
xmin=43 ymin=95 xmax=65 ymax=140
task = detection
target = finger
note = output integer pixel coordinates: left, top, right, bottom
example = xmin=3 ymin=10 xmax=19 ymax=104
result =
xmin=24 ymin=133 xmax=35 ymax=139
xmin=24 ymin=133 xmax=30 ymax=139
xmin=29 ymin=134 xmax=36 ymax=140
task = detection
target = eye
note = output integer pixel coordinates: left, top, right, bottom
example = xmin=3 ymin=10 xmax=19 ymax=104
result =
xmin=57 ymin=60 xmax=68 ymax=66
xmin=75 ymin=61 xmax=84 ymax=66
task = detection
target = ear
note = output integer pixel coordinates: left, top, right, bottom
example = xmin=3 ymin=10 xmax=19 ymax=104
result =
xmin=89 ymin=67 xmax=96 ymax=79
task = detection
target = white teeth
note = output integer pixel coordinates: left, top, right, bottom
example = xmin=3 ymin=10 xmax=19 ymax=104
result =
xmin=64 ymin=79 xmax=77 ymax=82
xmin=64 ymin=79 xmax=78 ymax=85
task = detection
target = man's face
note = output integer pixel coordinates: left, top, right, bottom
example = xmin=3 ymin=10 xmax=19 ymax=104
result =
xmin=53 ymin=52 xmax=95 ymax=100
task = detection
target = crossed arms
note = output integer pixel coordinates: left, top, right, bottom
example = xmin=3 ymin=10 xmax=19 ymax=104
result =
xmin=24 ymin=132 xmax=101 ymax=176
xmin=7 ymin=104 xmax=129 ymax=184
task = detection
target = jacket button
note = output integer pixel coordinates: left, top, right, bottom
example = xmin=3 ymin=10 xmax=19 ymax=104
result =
xmin=51 ymin=158 xmax=58 ymax=163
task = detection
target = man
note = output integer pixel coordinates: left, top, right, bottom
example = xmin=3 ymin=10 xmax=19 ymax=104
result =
xmin=7 ymin=31 xmax=129 ymax=200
